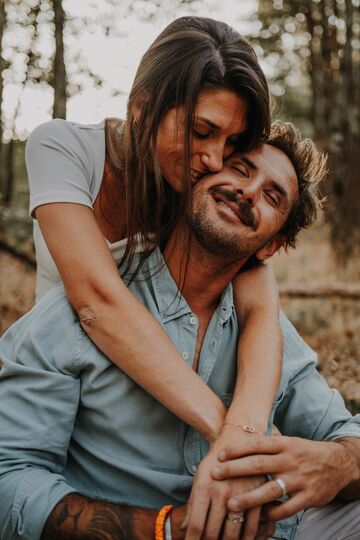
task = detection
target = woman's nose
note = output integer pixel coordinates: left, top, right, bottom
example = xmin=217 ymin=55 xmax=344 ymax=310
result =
xmin=200 ymin=146 xmax=224 ymax=172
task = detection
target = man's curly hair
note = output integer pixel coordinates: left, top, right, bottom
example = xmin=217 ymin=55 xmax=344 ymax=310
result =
xmin=267 ymin=120 xmax=327 ymax=249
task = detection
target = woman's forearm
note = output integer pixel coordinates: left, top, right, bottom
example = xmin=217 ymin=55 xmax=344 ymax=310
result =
xmin=78 ymin=284 xmax=226 ymax=441
xmin=225 ymin=310 xmax=282 ymax=433
xmin=229 ymin=264 xmax=282 ymax=433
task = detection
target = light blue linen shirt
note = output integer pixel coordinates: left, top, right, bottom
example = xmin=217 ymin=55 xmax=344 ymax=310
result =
xmin=0 ymin=248 xmax=359 ymax=540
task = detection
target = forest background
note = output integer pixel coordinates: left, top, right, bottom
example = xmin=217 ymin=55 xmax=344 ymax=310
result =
xmin=0 ymin=0 xmax=359 ymax=412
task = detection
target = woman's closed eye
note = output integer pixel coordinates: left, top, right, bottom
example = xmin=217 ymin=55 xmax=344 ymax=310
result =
xmin=192 ymin=128 xmax=211 ymax=140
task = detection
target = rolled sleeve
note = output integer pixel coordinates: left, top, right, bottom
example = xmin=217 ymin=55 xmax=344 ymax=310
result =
xmin=0 ymin=290 xmax=83 ymax=540
xmin=275 ymin=348 xmax=360 ymax=442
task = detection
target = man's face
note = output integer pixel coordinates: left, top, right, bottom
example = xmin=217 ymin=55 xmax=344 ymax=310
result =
xmin=190 ymin=144 xmax=299 ymax=262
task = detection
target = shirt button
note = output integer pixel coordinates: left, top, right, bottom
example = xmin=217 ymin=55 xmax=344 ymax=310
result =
xmin=182 ymin=351 xmax=189 ymax=360
xmin=189 ymin=315 xmax=197 ymax=326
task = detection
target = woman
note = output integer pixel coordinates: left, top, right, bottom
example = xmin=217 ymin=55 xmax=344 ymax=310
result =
xmin=26 ymin=16 xmax=282 ymax=537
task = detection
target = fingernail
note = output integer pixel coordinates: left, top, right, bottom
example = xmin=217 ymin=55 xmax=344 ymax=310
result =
xmin=228 ymin=498 xmax=239 ymax=510
xmin=180 ymin=515 xmax=189 ymax=530
xmin=212 ymin=466 xmax=222 ymax=477
xmin=218 ymin=450 xmax=226 ymax=461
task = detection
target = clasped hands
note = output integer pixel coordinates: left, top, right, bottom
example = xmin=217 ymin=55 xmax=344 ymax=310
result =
xmin=182 ymin=426 xmax=353 ymax=540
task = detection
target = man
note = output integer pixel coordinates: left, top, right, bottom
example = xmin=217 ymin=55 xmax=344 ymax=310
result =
xmin=0 ymin=121 xmax=359 ymax=540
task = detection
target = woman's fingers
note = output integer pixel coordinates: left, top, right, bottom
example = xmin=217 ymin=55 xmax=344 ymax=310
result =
xmin=204 ymin=501 xmax=236 ymax=540
xmin=254 ymin=519 xmax=276 ymax=540
xmin=241 ymin=506 xmax=261 ymax=540
xmin=184 ymin=491 xmax=210 ymax=540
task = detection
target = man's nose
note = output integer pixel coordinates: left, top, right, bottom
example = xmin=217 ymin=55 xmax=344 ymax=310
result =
xmin=236 ymin=182 xmax=259 ymax=206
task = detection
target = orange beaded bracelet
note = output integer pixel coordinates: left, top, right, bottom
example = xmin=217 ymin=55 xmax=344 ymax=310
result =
xmin=155 ymin=504 xmax=173 ymax=540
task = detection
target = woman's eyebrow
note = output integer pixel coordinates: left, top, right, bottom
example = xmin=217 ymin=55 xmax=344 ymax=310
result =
xmin=196 ymin=116 xmax=220 ymax=130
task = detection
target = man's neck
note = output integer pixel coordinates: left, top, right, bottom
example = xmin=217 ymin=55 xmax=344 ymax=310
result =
xmin=163 ymin=228 xmax=246 ymax=317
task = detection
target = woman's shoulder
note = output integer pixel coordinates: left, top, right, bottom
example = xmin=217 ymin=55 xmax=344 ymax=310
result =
xmin=26 ymin=119 xmax=105 ymax=159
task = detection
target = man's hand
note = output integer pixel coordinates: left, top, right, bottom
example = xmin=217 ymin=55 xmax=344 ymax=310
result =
xmin=184 ymin=427 xmax=267 ymax=540
xmin=211 ymin=435 xmax=359 ymax=523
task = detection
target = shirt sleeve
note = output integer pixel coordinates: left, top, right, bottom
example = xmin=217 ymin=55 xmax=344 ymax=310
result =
xmin=0 ymin=287 xmax=84 ymax=540
xmin=26 ymin=119 xmax=96 ymax=217
xmin=275 ymin=314 xmax=360 ymax=442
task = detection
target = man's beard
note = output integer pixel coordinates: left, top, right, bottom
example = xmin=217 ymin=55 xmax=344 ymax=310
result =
xmin=190 ymin=189 xmax=270 ymax=261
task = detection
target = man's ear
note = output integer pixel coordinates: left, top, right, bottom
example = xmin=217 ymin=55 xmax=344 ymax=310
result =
xmin=131 ymin=91 xmax=149 ymax=124
xmin=256 ymin=235 xmax=286 ymax=262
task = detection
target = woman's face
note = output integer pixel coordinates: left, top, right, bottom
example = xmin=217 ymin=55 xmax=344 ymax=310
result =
xmin=155 ymin=87 xmax=248 ymax=191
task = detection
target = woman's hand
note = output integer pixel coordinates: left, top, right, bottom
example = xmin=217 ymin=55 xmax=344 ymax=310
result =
xmin=184 ymin=426 xmax=267 ymax=540
xmin=212 ymin=435 xmax=357 ymax=523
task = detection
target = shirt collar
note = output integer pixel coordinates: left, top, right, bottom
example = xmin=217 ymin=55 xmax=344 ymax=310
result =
xmin=144 ymin=248 xmax=234 ymax=324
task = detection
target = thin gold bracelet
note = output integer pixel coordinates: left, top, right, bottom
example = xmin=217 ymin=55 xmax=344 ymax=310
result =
xmin=223 ymin=422 xmax=264 ymax=436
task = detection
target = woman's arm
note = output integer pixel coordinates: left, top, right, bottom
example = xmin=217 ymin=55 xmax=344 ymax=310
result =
xmin=183 ymin=263 xmax=282 ymax=540
xmin=35 ymin=203 xmax=226 ymax=442
xmin=228 ymin=262 xmax=282 ymax=432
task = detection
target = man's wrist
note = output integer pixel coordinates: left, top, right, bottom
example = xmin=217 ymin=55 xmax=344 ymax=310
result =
xmin=333 ymin=438 xmax=360 ymax=483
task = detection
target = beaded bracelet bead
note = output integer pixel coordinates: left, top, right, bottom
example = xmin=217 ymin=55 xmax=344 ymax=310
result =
xmin=155 ymin=504 xmax=173 ymax=540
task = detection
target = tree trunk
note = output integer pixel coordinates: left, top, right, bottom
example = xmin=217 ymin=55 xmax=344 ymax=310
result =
xmin=0 ymin=1 xmax=5 ymax=197
xmin=328 ymin=0 xmax=360 ymax=275
xmin=3 ymin=139 xmax=14 ymax=203
xmin=52 ymin=0 xmax=66 ymax=119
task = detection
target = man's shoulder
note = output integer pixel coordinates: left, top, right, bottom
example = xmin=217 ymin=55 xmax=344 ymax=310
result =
xmin=280 ymin=311 xmax=318 ymax=380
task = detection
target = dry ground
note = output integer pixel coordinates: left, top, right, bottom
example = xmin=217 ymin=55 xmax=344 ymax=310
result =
xmin=0 ymin=224 xmax=359 ymax=411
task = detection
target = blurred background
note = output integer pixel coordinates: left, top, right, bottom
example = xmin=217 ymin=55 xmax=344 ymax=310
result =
xmin=0 ymin=0 xmax=359 ymax=410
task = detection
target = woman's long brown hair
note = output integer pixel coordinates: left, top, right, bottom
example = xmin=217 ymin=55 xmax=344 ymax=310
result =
xmin=105 ymin=16 xmax=271 ymax=280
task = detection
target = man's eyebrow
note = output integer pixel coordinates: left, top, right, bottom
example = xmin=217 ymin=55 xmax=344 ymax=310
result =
xmin=270 ymin=179 xmax=289 ymax=204
xmin=238 ymin=155 xmax=257 ymax=170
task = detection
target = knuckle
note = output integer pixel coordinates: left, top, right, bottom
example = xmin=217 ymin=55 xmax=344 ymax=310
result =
xmin=204 ymin=531 xmax=218 ymax=540
xmin=254 ymin=455 xmax=264 ymax=472
xmin=245 ymin=524 xmax=258 ymax=536
xmin=270 ymin=482 xmax=281 ymax=497
xmin=188 ymin=522 xmax=202 ymax=535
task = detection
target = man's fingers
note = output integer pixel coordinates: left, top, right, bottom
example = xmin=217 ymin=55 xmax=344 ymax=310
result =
xmin=213 ymin=454 xmax=285 ymax=479
xmin=218 ymin=436 xmax=285 ymax=462
xmin=263 ymin=493 xmax=308 ymax=522
xmin=241 ymin=506 xmax=261 ymax=540
xmin=226 ymin=478 xmax=292 ymax=512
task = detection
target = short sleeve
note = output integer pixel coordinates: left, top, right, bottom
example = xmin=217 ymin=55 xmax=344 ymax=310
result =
xmin=26 ymin=119 xmax=103 ymax=217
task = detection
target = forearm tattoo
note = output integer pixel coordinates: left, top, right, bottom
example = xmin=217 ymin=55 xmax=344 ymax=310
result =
xmin=41 ymin=493 xmax=135 ymax=540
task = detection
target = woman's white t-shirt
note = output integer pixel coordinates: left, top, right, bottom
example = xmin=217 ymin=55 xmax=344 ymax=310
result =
xmin=26 ymin=119 xmax=132 ymax=301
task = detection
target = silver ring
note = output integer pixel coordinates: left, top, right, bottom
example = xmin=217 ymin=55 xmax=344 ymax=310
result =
xmin=275 ymin=477 xmax=287 ymax=497
xmin=226 ymin=511 xmax=245 ymax=524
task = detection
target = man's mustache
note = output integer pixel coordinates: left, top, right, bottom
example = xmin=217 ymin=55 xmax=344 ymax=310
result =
xmin=211 ymin=187 xmax=258 ymax=231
